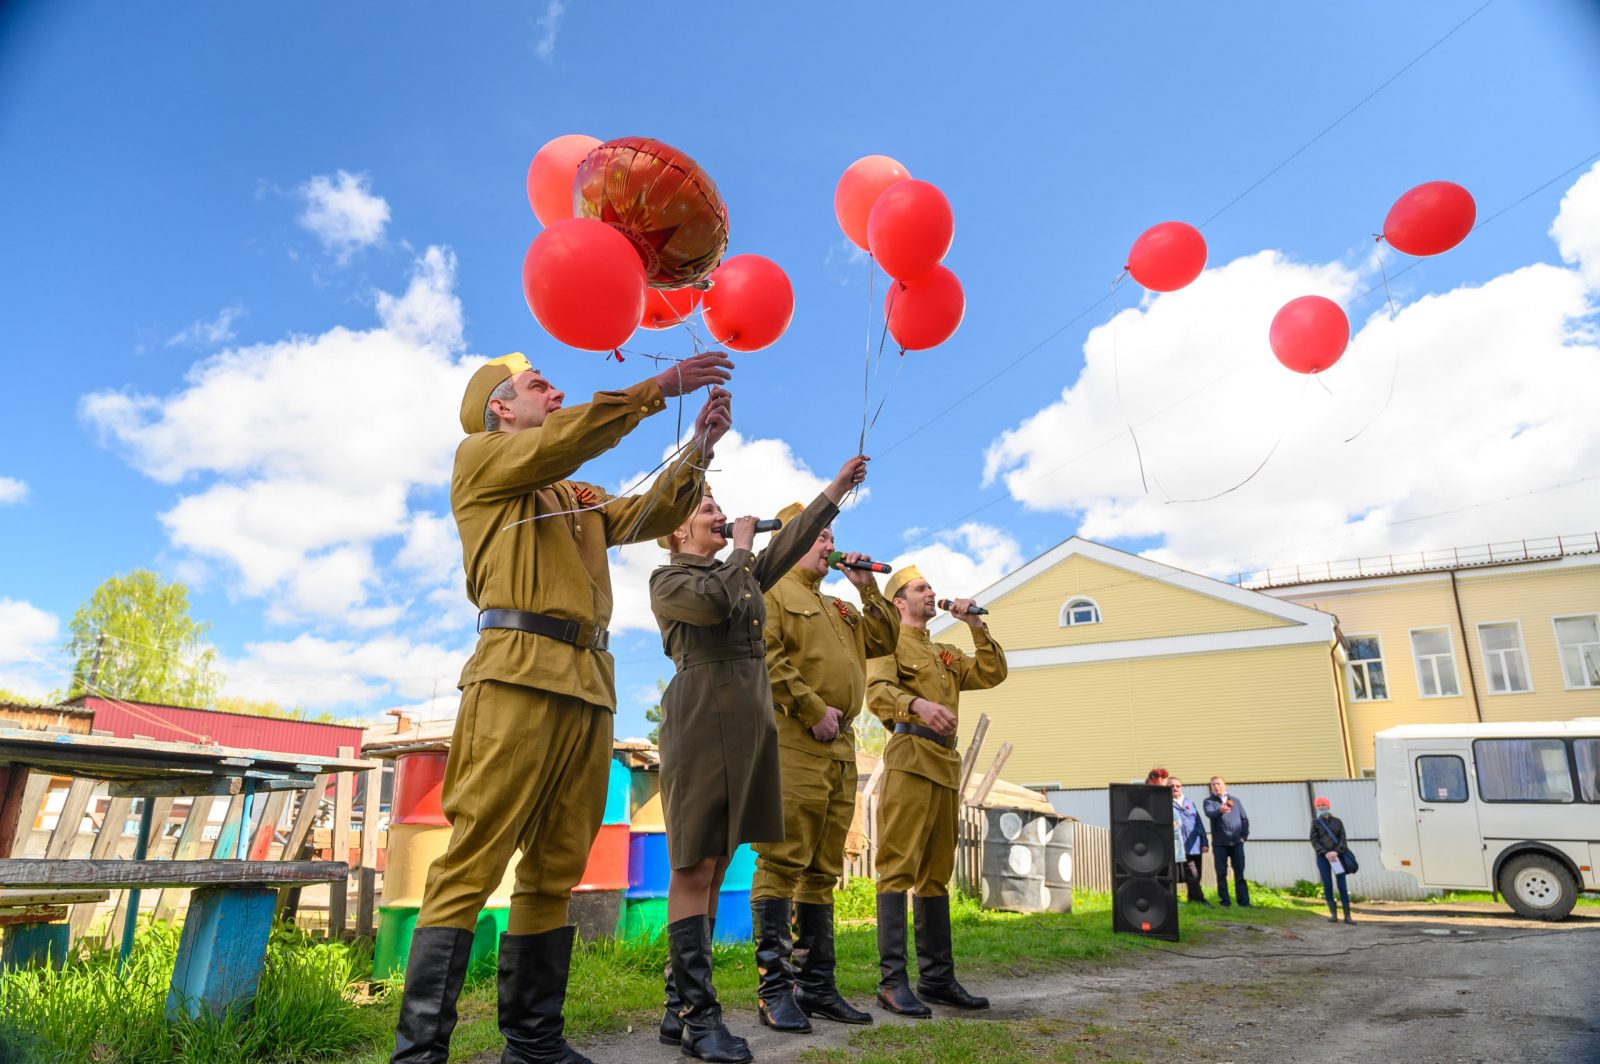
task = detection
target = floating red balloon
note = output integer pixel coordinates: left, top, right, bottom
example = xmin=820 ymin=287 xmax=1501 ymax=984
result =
xmin=527 ymin=134 xmax=601 ymax=227
xmin=639 ymin=287 xmax=703 ymax=330
xmin=866 ymin=179 xmax=953 ymax=282
xmin=701 ymin=255 xmax=794 ymax=352
xmin=834 ymin=155 xmax=912 ymax=252
xmin=1269 ymin=296 xmax=1349 ymax=374
xmin=885 ymin=266 xmax=965 ymax=351
xmin=522 ymin=218 xmax=646 ymax=352
xmin=1126 ymin=221 xmax=1207 ymax=291
xmin=1382 ymin=181 xmax=1476 ymax=257
xmin=574 ymin=136 xmax=729 ymax=289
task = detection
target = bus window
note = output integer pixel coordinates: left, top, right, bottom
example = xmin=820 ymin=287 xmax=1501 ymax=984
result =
xmin=1473 ymin=739 xmax=1575 ymax=803
xmin=1576 ymin=739 xmax=1600 ymax=803
xmin=1416 ymin=755 xmax=1468 ymax=802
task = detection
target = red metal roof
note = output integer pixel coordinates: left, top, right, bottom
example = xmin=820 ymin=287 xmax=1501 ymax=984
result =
xmin=79 ymin=696 xmax=365 ymax=758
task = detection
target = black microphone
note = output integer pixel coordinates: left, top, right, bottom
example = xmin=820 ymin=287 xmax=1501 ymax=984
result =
xmin=716 ymin=518 xmax=781 ymax=536
xmin=938 ymin=598 xmax=988 ymax=616
xmin=826 ymin=550 xmax=891 ymax=574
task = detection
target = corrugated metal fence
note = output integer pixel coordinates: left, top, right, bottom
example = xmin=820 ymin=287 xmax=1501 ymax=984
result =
xmin=1046 ymin=778 xmax=1436 ymax=900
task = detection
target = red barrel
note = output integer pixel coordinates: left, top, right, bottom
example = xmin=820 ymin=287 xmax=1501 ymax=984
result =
xmin=578 ymin=823 xmax=630 ymax=891
xmin=392 ymin=751 xmax=449 ymax=825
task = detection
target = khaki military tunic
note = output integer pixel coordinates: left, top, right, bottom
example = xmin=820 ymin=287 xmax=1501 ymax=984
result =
xmin=651 ymin=493 xmax=839 ymax=869
xmin=867 ymin=624 xmax=1007 ymax=896
xmin=752 ymin=566 xmax=898 ymax=903
xmin=420 ymin=379 xmax=705 ymax=934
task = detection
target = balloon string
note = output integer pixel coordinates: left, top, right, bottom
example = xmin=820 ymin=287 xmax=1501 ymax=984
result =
xmin=859 ymin=285 xmax=900 ymax=453
xmin=1160 ymin=374 xmax=1312 ymax=504
xmin=1342 ymin=241 xmax=1402 ymax=443
xmin=858 ymin=258 xmax=877 ymax=458
xmin=1107 ymin=272 xmax=1150 ymax=495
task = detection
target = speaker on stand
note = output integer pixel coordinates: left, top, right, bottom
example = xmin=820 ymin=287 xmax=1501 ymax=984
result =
xmin=1108 ymin=782 xmax=1178 ymax=941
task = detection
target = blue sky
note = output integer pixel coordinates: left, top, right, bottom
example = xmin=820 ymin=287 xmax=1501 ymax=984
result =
xmin=3 ymin=1 xmax=1599 ymax=736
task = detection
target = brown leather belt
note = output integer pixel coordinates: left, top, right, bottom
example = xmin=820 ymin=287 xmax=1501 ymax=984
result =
xmin=478 ymin=608 xmax=610 ymax=651
xmin=894 ymin=721 xmax=957 ymax=749
xmin=674 ymin=642 xmax=765 ymax=669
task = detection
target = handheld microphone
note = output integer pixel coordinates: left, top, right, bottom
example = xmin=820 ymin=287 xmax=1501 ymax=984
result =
xmin=938 ymin=598 xmax=988 ymax=616
xmin=826 ymin=550 xmax=891 ymax=574
xmin=716 ymin=518 xmax=781 ymax=536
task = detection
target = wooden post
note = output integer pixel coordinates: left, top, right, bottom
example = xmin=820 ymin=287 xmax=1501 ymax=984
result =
xmin=68 ymin=796 xmax=131 ymax=942
xmin=355 ymin=765 xmax=380 ymax=937
xmin=275 ymin=774 xmax=330 ymax=922
xmin=44 ymin=780 xmax=96 ymax=860
xmin=105 ymin=796 xmax=174 ymax=952
xmin=245 ymin=792 xmax=289 ymax=861
xmin=957 ymin=714 xmax=990 ymax=801
xmin=968 ymin=743 xmax=1013 ymax=808
xmin=211 ymin=794 xmax=246 ymax=860
xmin=0 ymin=767 xmax=51 ymax=858
xmin=165 ymin=887 xmax=277 ymax=1020
xmin=328 ymin=750 xmax=355 ymax=937
xmin=155 ymin=796 xmax=219 ymax=921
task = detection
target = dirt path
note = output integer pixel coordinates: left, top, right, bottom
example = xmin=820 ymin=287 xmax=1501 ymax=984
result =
xmin=574 ymin=903 xmax=1600 ymax=1064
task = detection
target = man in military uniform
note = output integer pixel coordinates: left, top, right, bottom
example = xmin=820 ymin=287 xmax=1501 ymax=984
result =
xmin=393 ymin=350 xmax=733 ymax=1064
xmin=747 ymin=504 xmax=898 ymax=1031
xmin=866 ymin=566 xmax=1007 ymax=1017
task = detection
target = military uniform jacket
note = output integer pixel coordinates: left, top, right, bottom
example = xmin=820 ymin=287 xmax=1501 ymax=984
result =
xmin=650 ymin=493 xmax=839 ymax=867
xmin=764 ymin=566 xmax=899 ymax=762
xmin=867 ymin=624 xmax=1008 ymax=790
xmin=453 ymin=378 xmax=704 ymax=711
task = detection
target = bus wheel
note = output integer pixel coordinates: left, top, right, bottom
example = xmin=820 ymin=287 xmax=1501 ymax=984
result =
xmin=1498 ymin=853 xmax=1577 ymax=921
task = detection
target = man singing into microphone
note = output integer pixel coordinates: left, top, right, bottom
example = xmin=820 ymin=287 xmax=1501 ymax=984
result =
xmin=866 ymin=567 xmax=1007 ymax=1017
xmin=747 ymin=505 xmax=899 ymax=1032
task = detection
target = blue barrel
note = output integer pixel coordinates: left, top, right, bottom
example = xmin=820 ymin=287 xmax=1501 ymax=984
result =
xmin=628 ymin=831 xmax=671 ymax=898
xmin=602 ymin=760 xmax=630 ymax=826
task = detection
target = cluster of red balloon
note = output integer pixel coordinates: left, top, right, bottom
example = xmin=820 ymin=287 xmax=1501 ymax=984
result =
xmin=1270 ymin=181 xmax=1476 ymax=374
xmin=521 ymin=134 xmax=795 ymax=353
xmin=834 ymin=156 xmax=965 ymax=351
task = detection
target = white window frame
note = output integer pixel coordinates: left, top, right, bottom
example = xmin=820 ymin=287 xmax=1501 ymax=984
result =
xmin=1346 ymin=632 xmax=1389 ymax=702
xmin=1408 ymin=626 xmax=1462 ymax=699
xmin=1058 ymin=596 xmax=1102 ymax=627
xmin=1551 ymin=612 xmax=1600 ymax=691
xmin=1476 ymin=619 xmax=1534 ymax=695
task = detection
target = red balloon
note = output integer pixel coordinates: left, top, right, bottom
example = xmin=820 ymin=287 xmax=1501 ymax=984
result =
xmin=574 ymin=137 xmax=729 ymax=289
xmin=1269 ymin=296 xmax=1349 ymax=374
xmin=866 ymin=179 xmax=953 ymax=282
xmin=522 ymin=218 xmax=646 ymax=351
xmin=640 ymin=287 xmax=702 ymax=330
xmin=1126 ymin=221 xmax=1207 ymax=291
xmin=527 ymin=134 xmax=601 ymax=227
xmin=701 ymin=255 xmax=794 ymax=352
xmin=834 ymin=155 xmax=912 ymax=251
xmin=1383 ymin=181 xmax=1476 ymax=257
xmin=884 ymin=266 xmax=965 ymax=351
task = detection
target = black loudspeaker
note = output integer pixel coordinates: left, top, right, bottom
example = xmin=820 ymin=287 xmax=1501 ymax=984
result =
xmin=1109 ymin=783 xmax=1179 ymax=941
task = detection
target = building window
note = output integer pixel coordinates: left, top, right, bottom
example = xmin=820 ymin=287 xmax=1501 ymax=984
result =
xmin=1553 ymin=614 xmax=1600 ymax=690
xmin=1477 ymin=622 xmax=1532 ymax=694
xmin=1416 ymin=754 xmax=1468 ymax=803
xmin=1409 ymin=628 xmax=1461 ymax=698
xmin=1346 ymin=635 xmax=1388 ymax=701
xmin=1575 ymin=739 xmax=1600 ymax=803
xmin=1473 ymin=738 xmax=1573 ymax=802
xmin=1058 ymin=597 xmax=1101 ymax=627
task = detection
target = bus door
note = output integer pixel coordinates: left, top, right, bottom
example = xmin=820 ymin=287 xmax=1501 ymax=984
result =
xmin=1412 ymin=749 xmax=1488 ymax=888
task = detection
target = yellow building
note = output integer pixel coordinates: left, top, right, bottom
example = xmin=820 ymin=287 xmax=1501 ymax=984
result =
xmin=929 ymin=538 xmax=1352 ymax=790
xmin=1256 ymin=542 xmax=1600 ymax=774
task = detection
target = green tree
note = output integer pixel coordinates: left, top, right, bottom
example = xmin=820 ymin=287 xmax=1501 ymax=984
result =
xmin=644 ymin=677 xmax=667 ymax=745
xmin=62 ymin=569 xmax=221 ymax=707
xmin=853 ymin=711 xmax=887 ymax=757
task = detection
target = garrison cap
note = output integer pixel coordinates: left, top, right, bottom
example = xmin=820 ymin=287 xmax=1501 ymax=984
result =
xmin=460 ymin=352 xmax=534 ymax=434
xmin=884 ymin=564 xmax=924 ymax=600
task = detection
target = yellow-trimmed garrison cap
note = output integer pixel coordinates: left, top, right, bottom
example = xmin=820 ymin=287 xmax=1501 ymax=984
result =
xmin=460 ymin=352 xmax=534 ymax=434
xmin=884 ymin=564 xmax=924 ymax=600
xmin=776 ymin=501 xmax=804 ymax=526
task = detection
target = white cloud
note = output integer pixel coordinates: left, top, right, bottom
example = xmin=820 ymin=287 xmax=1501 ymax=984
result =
xmin=1550 ymin=160 xmax=1600 ymax=288
xmin=221 ymin=632 xmax=469 ymax=713
xmin=297 ymin=170 xmax=390 ymax=263
xmin=0 ymin=477 xmax=26 ymax=505
xmin=0 ymin=599 xmax=61 ymax=701
xmin=983 ymin=178 xmax=1600 ymax=581
xmin=168 ymin=305 xmax=245 ymax=348
xmin=822 ymin=522 xmax=1025 ymax=605
xmin=533 ymin=0 xmax=566 ymax=61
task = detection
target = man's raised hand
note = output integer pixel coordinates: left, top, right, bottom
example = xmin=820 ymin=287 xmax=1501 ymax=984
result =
xmin=693 ymin=386 xmax=732 ymax=453
xmin=654 ymin=351 xmax=734 ymax=398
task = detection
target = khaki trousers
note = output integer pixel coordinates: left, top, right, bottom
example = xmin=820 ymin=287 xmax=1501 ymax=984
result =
xmin=417 ymin=680 xmax=612 ymax=935
xmin=752 ymin=747 xmax=857 ymax=905
xmin=873 ymin=768 xmax=957 ymax=897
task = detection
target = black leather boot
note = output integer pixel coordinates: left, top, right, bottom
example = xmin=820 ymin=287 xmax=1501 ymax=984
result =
xmin=659 ymin=916 xmax=714 ymax=1045
xmin=873 ymin=892 xmax=930 ymax=1018
xmin=391 ymin=925 xmax=474 ymax=1064
xmin=667 ymin=916 xmax=752 ymax=1063
xmin=752 ymin=897 xmax=812 ymax=1032
xmin=496 ymin=927 xmax=593 ymax=1064
xmin=913 ymin=895 xmax=988 ymax=1010
xmin=793 ymin=901 xmax=871 ymax=1025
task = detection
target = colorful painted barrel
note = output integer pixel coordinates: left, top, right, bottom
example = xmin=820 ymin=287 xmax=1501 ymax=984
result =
xmin=382 ymin=823 xmax=516 ymax=908
xmin=391 ymin=751 xmax=449 ymax=826
xmin=373 ymin=903 xmax=508 ymax=980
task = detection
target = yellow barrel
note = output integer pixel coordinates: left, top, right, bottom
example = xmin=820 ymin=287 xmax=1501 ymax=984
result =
xmin=381 ymin=822 xmax=517 ymax=908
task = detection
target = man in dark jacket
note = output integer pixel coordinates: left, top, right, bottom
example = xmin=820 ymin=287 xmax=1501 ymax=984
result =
xmin=1202 ymin=776 xmax=1250 ymax=907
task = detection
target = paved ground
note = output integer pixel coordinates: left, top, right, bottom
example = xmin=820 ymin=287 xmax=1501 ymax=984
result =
xmin=575 ymin=902 xmax=1600 ymax=1063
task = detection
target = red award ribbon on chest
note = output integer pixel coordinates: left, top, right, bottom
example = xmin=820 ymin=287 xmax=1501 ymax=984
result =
xmin=938 ymin=649 xmax=957 ymax=669
xmin=832 ymin=598 xmax=850 ymax=620
xmin=571 ymin=485 xmax=598 ymax=509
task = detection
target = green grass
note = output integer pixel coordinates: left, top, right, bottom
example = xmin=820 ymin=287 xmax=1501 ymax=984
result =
xmin=1425 ymin=889 xmax=1600 ymax=907
xmin=795 ymin=1016 xmax=1161 ymax=1064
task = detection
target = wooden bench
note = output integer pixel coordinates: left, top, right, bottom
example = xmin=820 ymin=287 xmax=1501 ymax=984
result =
xmin=0 ymin=888 xmax=111 ymax=969
xmin=0 ymin=859 xmax=347 ymax=1018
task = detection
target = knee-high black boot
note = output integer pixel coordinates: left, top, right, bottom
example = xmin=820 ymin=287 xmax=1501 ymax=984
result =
xmin=873 ymin=892 xmax=930 ymax=1018
xmin=752 ymin=898 xmax=811 ymax=1032
xmin=496 ymin=926 xmax=592 ymax=1064
xmin=913 ymin=895 xmax=988 ymax=1010
xmin=659 ymin=916 xmax=715 ymax=1045
xmin=793 ymin=902 xmax=872 ymax=1025
xmin=667 ymin=916 xmax=752 ymax=1063
xmin=391 ymin=925 xmax=474 ymax=1064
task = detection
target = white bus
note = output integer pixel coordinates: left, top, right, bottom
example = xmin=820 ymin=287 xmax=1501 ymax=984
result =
xmin=1375 ymin=721 xmax=1600 ymax=920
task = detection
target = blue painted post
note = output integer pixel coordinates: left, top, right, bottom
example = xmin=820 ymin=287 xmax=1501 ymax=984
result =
xmin=236 ymin=780 xmax=256 ymax=860
xmin=1 ymin=924 xmax=70 ymax=970
xmin=165 ymin=887 xmax=277 ymax=1020
xmin=118 ymin=797 xmax=156 ymax=973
